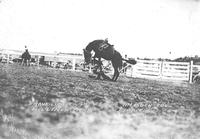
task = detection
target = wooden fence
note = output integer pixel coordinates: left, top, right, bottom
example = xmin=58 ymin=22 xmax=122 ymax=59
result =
xmin=1 ymin=49 xmax=200 ymax=83
xmin=124 ymin=60 xmax=197 ymax=83
xmin=131 ymin=60 xmax=162 ymax=78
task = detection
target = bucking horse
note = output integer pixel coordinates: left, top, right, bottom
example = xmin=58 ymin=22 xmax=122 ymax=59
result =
xmin=83 ymin=39 xmax=137 ymax=81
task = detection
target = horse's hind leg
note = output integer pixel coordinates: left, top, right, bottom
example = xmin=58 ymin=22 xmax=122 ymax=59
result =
xmin=114 ymin=70 xmax=120 ymax=81
xmin=111 ymin=70 xmax=115 ymax=81
xmin=112 ymin=68 xmax=117 ymax=81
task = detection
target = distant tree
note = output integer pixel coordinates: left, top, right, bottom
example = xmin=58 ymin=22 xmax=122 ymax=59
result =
xmin=157 ymin=58 xmax=172 ymax=61
xmin=173 ymin=56 xmax=200 ymax=64
xmin=138 ymin=58 xmax=153 ymax=61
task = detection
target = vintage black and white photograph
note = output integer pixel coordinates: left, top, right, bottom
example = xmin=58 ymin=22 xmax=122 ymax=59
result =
xmin=0 ymin=0 xmax=200 ymax=139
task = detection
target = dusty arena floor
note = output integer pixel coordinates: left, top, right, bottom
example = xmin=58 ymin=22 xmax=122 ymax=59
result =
xmin=0 ymin=63 xmax=200 ymax=139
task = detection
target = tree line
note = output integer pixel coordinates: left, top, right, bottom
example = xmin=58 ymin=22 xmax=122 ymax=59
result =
xmin=138 ymin=55 xmax=200 ymax=65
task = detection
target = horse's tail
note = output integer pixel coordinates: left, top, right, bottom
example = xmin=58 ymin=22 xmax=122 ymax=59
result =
xmin=122 ymin=58 xmax=137 ymax=65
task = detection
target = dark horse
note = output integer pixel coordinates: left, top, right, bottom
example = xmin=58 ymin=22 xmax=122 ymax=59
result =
xmin=21 ymin=50 xmax=31 ymax=66
xmin=83 ymin=39 xmax=137 ymax=81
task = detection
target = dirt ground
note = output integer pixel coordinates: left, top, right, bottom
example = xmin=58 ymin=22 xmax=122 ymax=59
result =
xmin=0 ymin=63 xmax=200 ymax=139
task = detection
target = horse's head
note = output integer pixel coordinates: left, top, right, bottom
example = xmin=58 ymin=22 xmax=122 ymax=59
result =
xmin=83 ymin=49 xmax=92 ymax=65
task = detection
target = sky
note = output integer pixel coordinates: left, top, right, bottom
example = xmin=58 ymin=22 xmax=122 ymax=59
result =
xmin=0 ymin=0 xmax=200 ymax=59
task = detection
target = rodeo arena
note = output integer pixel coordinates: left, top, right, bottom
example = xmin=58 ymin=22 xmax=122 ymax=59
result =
xmin=0 ymin=41 xmax=200 ymax=139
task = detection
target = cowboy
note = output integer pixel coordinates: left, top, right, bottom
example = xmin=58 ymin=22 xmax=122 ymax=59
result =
xmin=98 ymin=38 xmax=110 ymax=51
xmin=104 ymin=38 xmax=108 ymax=43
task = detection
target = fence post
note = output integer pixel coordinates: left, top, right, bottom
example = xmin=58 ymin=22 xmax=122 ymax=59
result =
xmin=7 ymin=53 xmax=9 ymax=64
xmin=53 ymin=56 xmax=57 ymax=68
xmin=72 ymin=58 xmax=76 ymax=71
xmin=189 ymin=60 xmax=193 ymax=84
xmin=89 ymin=64 xmax=92 ymax=73
xmin=37 ymin=55 xmax=40 ymax=68
xmin=131 ymin=65 xmax=133 ymax=77
xmin=159 ymin=60 xmax=164 ymax=78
